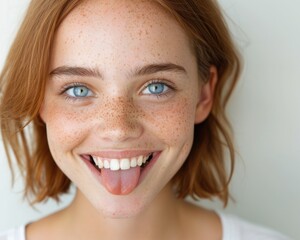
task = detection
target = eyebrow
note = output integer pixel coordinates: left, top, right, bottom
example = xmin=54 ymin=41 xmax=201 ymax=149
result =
xmin=132 ymin=63 xmax=187 ymax=76
xmin=49 ymin=63 xmax=187 ymax=79
xmin=50 ymin=66 xmax=102 ymax=78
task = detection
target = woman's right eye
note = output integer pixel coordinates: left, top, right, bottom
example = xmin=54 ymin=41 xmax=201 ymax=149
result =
xmin=64 ymin=85 xmax=93 ymax=98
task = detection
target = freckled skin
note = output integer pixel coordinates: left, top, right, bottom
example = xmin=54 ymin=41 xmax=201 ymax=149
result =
xmin=40 ymin=0 xmax=211 ymax=219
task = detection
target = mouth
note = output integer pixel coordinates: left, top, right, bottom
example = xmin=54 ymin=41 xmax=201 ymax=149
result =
xmin=81 ymin=151 xmax=159 ymax=195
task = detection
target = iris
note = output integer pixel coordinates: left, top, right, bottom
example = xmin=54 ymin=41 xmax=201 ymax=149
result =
xmin=147 ymin=83 xmax=166 ymax=95
xmin=66 ymin=86 xmax=90 ymax=98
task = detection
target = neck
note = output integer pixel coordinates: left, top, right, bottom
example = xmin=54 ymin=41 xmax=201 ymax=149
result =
xmin=63 ymin=184 xmax=184 ymax=240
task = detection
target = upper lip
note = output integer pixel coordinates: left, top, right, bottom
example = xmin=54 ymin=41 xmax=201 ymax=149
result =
xmin=83 ymin=150 xmax=158 ymax=159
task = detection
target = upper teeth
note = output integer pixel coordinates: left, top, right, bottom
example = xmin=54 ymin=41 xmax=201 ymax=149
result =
xmin=92 ymin=154 xmax=151 ymax=171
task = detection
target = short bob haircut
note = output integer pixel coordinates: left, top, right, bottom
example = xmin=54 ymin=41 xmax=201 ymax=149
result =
xmin=0 ymin=0 xmax=240 ymax=205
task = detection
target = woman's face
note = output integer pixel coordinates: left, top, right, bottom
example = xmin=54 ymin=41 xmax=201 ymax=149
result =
xmin=41 ymin=0 xmax=213 ymax=217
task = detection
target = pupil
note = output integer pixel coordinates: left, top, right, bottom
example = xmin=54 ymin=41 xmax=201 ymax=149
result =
xmin=149 ymin=83 xmax=164 ymax=94
xmin=74 ymin=87 xmax=88 ymax=97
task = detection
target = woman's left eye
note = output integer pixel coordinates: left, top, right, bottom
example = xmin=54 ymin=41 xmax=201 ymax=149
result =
xmin=65 ymin=85 xmax=93 ymax=98
xmin=142 ymin=82 xmax=170 ymax=95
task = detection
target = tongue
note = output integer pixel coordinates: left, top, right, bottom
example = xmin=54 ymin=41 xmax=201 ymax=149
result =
xmin=101 ymin=167 xmax=141 ymax=195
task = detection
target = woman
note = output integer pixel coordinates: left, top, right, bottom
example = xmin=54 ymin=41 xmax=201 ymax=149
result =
xmin=0 ymin=0 xmax=291 ymax=239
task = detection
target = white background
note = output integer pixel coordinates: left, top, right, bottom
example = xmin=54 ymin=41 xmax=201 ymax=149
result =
xmin=0 ymin=0 xmax=299 ymax=239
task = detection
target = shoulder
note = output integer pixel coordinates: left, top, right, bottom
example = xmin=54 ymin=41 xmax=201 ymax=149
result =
xmin=0 ymin=226 xmax=26 ymax=240
xmin=217 ymin=212 xmax=292 ymax=240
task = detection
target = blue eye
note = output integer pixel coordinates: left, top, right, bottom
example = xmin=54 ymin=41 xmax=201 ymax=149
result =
xmin=143 ymin=82 xmax=169 ymax=95
xmin=65 ymin=85 xmax=92 ymax=98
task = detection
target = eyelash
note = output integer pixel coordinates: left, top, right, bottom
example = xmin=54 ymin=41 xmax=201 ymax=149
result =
xmin=59 ymin=79 xmax=176 ymax=102
xmin=60 ymin=82 xmax=93 ymax=102
xmin=141 ymin=79 xmax=176 ymax=99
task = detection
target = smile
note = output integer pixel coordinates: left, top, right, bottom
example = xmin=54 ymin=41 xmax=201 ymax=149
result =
xmin=82 ymin=151 xmax=160 ymax=195
xmin=90 ymin=153 xmax=153 ymax=171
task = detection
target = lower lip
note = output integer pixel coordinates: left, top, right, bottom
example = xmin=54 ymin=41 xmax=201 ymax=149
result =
xmin=81 ymin=152 xmax=161 ymax=193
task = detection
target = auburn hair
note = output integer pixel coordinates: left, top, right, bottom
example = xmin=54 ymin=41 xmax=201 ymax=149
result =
xmin=0 ymin=0 xmax=240 ymax=205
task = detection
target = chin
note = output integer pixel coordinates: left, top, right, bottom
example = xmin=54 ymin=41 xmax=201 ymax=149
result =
xmin=92 ymin=194 xmax=150 ymax=219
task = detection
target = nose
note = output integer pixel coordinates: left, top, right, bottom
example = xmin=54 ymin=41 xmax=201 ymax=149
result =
xmin=96 ymin=97 xmax=143 ymax=142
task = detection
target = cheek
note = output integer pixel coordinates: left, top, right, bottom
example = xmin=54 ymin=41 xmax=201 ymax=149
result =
xmin=144 ymin=97 xmax=196 ymax=147
xmin=40 ymin=103 xmax=92 ymax=153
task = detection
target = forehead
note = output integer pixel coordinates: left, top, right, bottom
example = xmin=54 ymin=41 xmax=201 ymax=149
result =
xmin=51 ymin=0 xmax=196 ymax=73
xmin=76 ymin=0 xmax=170 ymax=24
xmin=66 ymin=0 xmax=180 ymax=33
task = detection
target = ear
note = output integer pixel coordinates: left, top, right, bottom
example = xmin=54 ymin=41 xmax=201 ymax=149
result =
xmin=194 ymin=66 xmax=218 ymax=124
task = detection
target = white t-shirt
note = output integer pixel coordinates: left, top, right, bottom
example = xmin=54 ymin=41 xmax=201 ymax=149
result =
xmin=0 ymin=213 xmax=292 ymax=240
xmin=218 ymin=212 xmax=292 ymax=240
xmin=0 ymin=226 xmax=25 ymax=240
